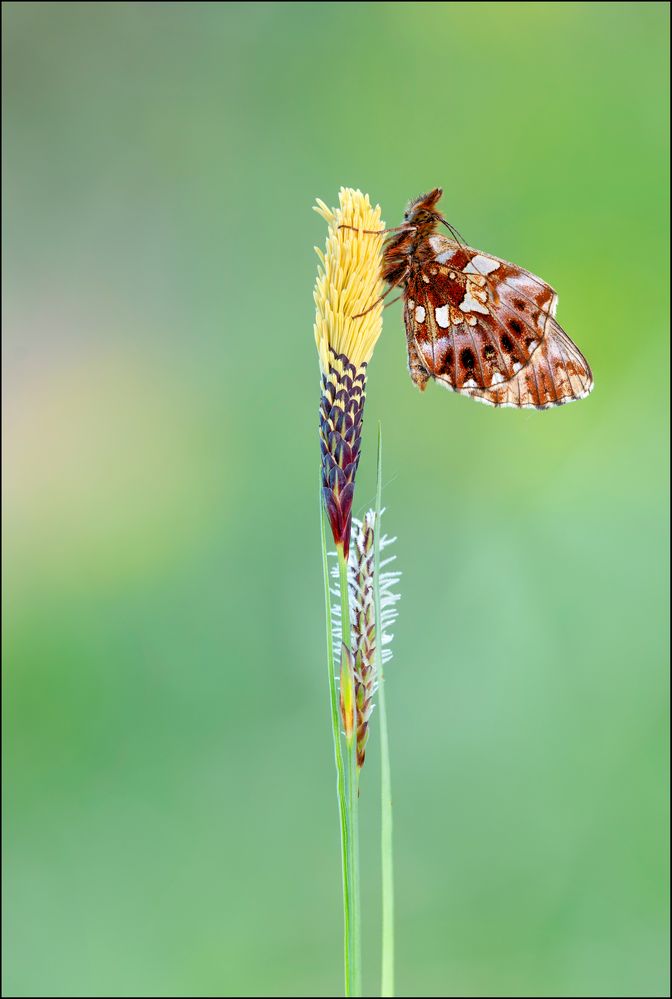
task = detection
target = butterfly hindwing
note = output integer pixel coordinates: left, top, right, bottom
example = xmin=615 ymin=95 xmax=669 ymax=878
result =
xmin=465 ymin=318 xmax=593 ymax=408
xmin=400 ymin=234 xmax=592 ymax=408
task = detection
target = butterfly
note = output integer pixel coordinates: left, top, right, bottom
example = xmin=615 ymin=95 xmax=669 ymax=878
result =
xmin=381 ymin=188 xmax=593 ymax=408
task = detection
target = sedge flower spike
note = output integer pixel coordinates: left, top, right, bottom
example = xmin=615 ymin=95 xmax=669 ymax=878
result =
xmin=350 ymin=512 xmax=376 ymax=769
xmin=349 ymin=512 xmax=401 ymax=770
xmin=314 ymin=188 xmax=384 ymax=557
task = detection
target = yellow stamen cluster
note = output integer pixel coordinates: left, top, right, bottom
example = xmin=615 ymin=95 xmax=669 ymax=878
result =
xmin=313 ymin=188 xmax=385 ymax=373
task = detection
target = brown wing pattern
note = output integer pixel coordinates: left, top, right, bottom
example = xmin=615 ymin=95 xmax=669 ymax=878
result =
xmin=465 ymin=318 xmax=593 ymax=408
xmin=402 ymin=236 xmax=593 ymax=408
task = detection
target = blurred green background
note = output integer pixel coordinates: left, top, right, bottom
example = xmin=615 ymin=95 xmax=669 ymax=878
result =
xmin=2 ymin=3 xmax=669 ymax=996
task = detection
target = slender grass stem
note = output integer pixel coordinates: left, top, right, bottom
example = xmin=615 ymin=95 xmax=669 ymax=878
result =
xmin=349 ymin=729 xmax=362 ymax=997
xmin=320 ymin=501 xmax=353 ymax=996
xmin=374 ymin=425 xmax=395 ymax=997
xmin=338 ymin=544 xmax=362 ymax=997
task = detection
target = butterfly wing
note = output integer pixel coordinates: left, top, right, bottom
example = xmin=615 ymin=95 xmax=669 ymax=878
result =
xmin=403 ymin=292 xmax=431 ymax=391
xmin=403 ymin=236 xmax=593 ymax=408
xmin=465 ymin=317 xmax=592 ymax=408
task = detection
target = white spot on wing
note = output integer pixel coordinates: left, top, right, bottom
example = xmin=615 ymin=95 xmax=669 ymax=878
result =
xmin=459 ymin=290 xmax=489 ymax=315
xmin=491 ymin=371 xmax=504 ymax=385
xmin=463 ymin=378 xmax=478 ymax=389
xmin=435 ymin=304 xmax=450 ymax=328
xmin=415 ymin=305 xmax=426 ymax=323
xmin=464 ymin=255 xmax=500 ymax=275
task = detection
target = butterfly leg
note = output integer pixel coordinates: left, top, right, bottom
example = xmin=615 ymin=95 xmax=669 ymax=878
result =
xmin=338 ymin=223 xmax=417 ymax=237
xmin=352 ymin=282 xmax=400 ymax=318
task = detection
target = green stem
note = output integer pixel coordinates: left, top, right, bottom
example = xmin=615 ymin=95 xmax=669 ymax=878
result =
xmin=349 ymin=731 xmax=362 ymax=997
xmin=320 ymin=502 xmax=353 ymax=996
xmin=374 ymin=425 xmax=395 ymax=997
xmin=338 ymin=544 xmax=362 ymax=997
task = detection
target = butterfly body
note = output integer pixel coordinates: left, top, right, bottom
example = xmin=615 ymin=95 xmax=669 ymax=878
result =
xmin=383 ymin=188 xmax=593 ymax=408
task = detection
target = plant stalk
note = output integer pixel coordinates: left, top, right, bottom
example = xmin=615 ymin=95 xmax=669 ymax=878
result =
xmin=338 ymin=543 xmax=362 ymax=997
xmin=375 ymin=425 xmax=395 ymax=997
xmin=320 ymin=501 xmax=353 ymax=995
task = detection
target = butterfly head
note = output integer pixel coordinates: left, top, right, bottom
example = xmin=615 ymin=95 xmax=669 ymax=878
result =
xmin=382 ymin=188 xmax=445 ymax=285
xmin=403 ymin=188 xmax=444 ymax=227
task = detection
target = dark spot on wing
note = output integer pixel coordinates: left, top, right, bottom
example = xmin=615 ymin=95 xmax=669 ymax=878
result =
xmin=500 ymin=333 xmax=514 ymax=353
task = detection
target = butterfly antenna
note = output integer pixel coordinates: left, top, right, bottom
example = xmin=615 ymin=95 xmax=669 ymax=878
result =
xmin=440 ymin=214 xmax=551 ymax=298
xmin=439 ymin=216 xmax=469 ymax=248
xmin=449 ymin=222 xmax=469 ymax=245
